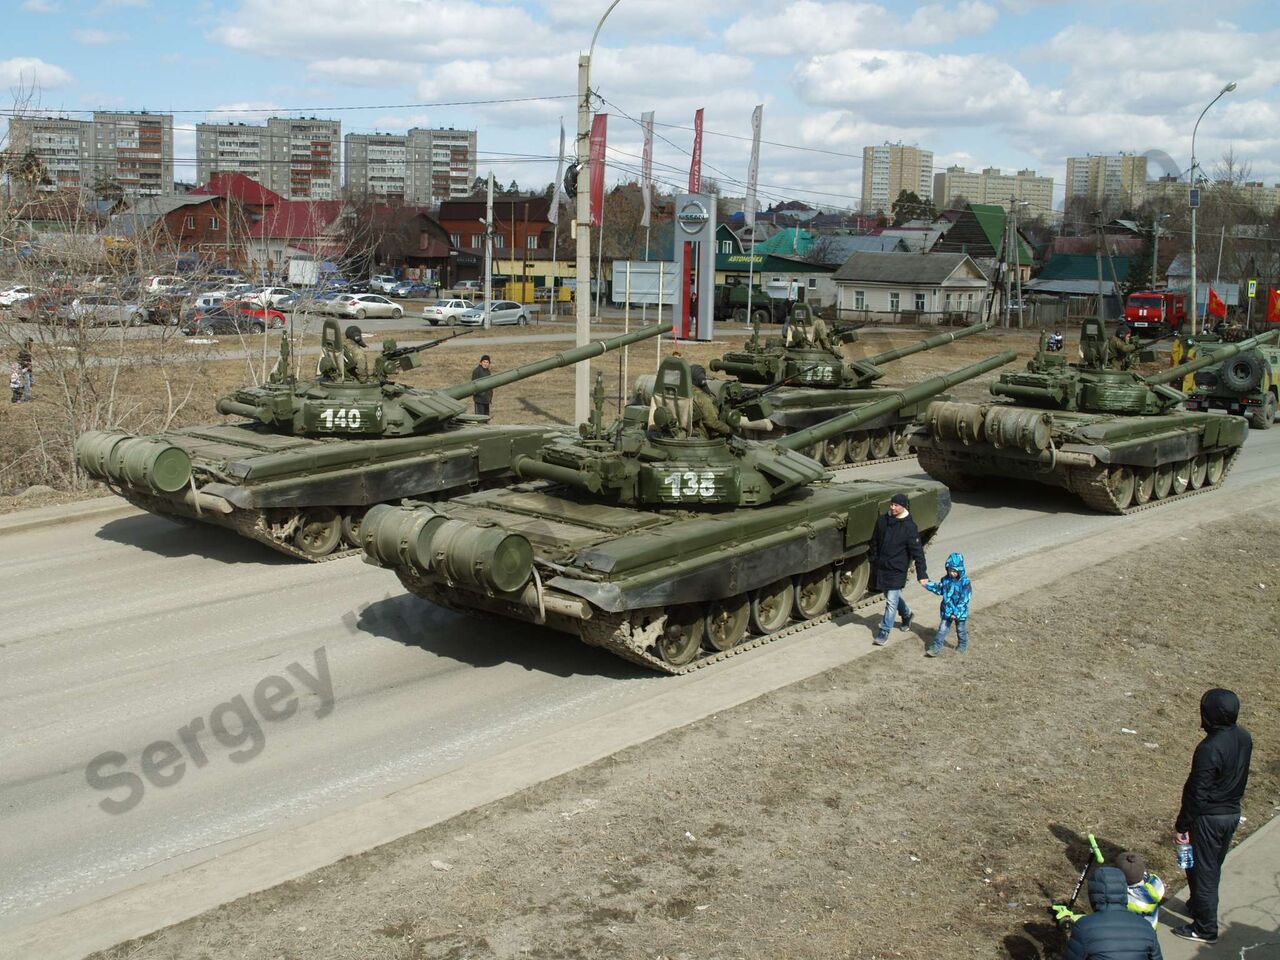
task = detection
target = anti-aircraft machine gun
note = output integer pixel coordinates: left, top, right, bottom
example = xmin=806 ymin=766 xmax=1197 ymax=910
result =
xmin=361 ymin=349 xmax=1016 ymax=673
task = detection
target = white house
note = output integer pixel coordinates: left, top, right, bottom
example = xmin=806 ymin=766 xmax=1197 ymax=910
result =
xmin=831 ymin=251 xmax=990 ymax=320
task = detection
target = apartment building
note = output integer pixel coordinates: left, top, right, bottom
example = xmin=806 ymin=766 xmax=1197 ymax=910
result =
xmin=195 ymin=122 xmax=267 ymax=185
xmin=1146 ymin=174 xmax=1280 ymax=214
xmin=195 ymin=117 xmax=340 ymax=199
xmin=407 ymin=128 xmax=477 ymax=204
xmin=861 ymin=142 xmax=933 ymax=215
xmin=933 ymin=166 xmax=1054 ymax=217
xmin=9 ymin=112 xmax=173 ymax=195
xmin=1065 ymin=153 xmax=1148 ymax=208
xmin=344 ymin=133 xmax=409 ymax=199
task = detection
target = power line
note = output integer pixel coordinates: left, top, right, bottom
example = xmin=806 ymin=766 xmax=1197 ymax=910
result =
xmin=0 ymin=95 xmax=573 ymax=118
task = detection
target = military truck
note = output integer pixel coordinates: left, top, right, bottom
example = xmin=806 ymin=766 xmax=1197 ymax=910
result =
xmin=75 ymin=319 xmax=668 ymax=560
xmin=1179 ymin=330 xmax=1280 ymax=429
xmin=712 ymin=282 xmax=793 ymax=325
xmin=361 ymin=350 xmax=1015 ymax=673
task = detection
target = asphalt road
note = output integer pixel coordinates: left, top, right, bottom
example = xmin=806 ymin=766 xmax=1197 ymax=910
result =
xmin=2 ymin=429 xmax=1278 ymax=945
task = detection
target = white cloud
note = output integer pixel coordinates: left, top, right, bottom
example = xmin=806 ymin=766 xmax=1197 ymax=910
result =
xmin=73 ymin=28 xmax=119 ymax=44
xmin=0 ymin=57 xmax=73 ymax=89
xmin=21 ymin=0 xmax=60 ymax=11
xmin=202 ymin=101 xmax=285 ymax=124
xmin=306 ymin=58 xmax=420 ymax=87
xmin=905 ymin=1 xmax=999 ymax=43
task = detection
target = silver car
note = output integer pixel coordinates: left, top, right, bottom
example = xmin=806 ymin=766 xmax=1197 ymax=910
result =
xmin=328 ymin=293 xmax=405 ymax=320
xmin=61 ymin=295 xmax=148 ymax=327
xmin=422 ymin=298 xmax=475 ymax=326
xmin=457 ymin=300 xmax=529 ymax=326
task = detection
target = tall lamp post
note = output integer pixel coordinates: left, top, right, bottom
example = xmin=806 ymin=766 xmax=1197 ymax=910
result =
xmin=1188 ymin=80 xmax=1237 ymax=334
xmin=574 ymin=0 xmax=623 ymax=425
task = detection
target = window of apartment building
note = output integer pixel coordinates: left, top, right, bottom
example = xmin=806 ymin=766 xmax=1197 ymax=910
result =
xmin=470 ymin=234 xmax=482 ymax=247
xmin=450 ymin=233 xmax=460 ymax=246
xmin=526 ymin=235 xmax=538 ymax=250
xmin=854 ymin=290 xmax=865 ymax=310
xmin=184 ymin=216 xmax=195 ymax=229
xmin=914 ymin=292 xmax=926 ymax=312
xmin=494 ymin=235 xmax=506 ymax=250
xmin=889 ymin=292 xmax=900 ymax=312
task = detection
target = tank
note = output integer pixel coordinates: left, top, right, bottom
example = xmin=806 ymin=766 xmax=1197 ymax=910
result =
xmin=75 ymin=319 xmax=670 ymax=560
xmin=911 ymin=318 xmax=1278 ymax=513
xmin=360 ymin=349 xmax=1016 ymax=673
xmin=704 ymin=309 xmax=994 ymax=466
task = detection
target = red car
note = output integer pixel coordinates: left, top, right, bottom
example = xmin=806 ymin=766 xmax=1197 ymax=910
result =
xmin=218 ymin=300 xmax=286 ymax=328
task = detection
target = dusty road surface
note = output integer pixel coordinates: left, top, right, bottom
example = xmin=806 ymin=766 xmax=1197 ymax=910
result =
xmin=78 ymin=504 xmax=1279 ymax=960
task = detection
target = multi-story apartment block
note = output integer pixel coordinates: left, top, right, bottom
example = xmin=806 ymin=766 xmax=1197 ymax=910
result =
xmin=265 ymin=117 xmax=340 ymax=199
xmin=1065 ymin=153 xmax=1148 ymax=209
xmin=8 ymin=112 xmax=173 ymax=195
xmin=344 ymin=133 xmax=409 ymax=200
xmin=933 ymin=166 xmax=1054 ymax=216
xmin=195 ymin=122 xmax=268 ymax=185
xmin=861 ymin=142 xmax=933 ymax=215
xmin=406 ymin=128 xmax=477 ymax=205
xmin=1146 ymin=174 xmax=1280 ymax=214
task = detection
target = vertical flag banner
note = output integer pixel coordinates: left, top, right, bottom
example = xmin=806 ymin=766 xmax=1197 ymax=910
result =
xmin=640 ymin=110 xmax=654 ymax=229
xmin=549 ymin=119 xmax=566 ymax=226
xmin=1267 ymin=288 xmax=1280 ymax=323
xmin=589 ymin=113 xmax=608 ymax=228
xmin=1207 ymin=286 xmax=1227 ymax=319
xmin=745 ymin=104 xmax=763 ymax=229
xmin=688 ymin=108 xmax=703 ymax=193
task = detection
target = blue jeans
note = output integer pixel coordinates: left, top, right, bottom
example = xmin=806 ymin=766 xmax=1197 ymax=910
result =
xmin=876 ymin=589 xmax=911 ymax=639
xmin=930 ymin=618 xmax=969 ymax=652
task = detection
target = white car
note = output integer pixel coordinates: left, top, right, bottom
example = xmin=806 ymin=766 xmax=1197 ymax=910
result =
xmin=0 ymin=285 xmax=34 ymax=307
xmin=328 ymin=293 xmax=405 ymax=320
xmin=457 ymin=300 xmax=529 ymax=326
xmin=370 ymin=274 xmax=400 ymax=294
xmin=142 ymin=275 xmax=185 ymax=294
xmin=245 ymin=286 xmax=295 ymax=308
xmin=422 ymin=298 xmax=475 ymax=326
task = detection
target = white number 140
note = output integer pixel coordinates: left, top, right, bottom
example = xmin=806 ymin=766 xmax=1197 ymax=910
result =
xmin=319 ymin=407 xmax=363 ymax=429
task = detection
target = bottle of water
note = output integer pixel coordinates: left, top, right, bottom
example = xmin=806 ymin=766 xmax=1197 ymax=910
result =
xmin=1176 ymin=841 xmax=1195 ymax=870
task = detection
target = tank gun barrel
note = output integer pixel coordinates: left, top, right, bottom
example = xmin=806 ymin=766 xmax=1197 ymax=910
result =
xmin=442 ymin=322 xmax=672 ymax=400
xmin=863 ymin=320 xmax=993 ymax=367
xmin=1144 ymin=329 xmax=1280 ymax=386
xmin=777 ymin=351 xmax=1017 ymax=453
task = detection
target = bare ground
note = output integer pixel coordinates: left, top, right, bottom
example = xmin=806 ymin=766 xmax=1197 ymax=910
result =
xmin=89 ymin=511 xmax=1279 ymax=960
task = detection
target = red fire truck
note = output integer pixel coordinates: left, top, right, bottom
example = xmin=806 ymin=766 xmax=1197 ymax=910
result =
xmin=1123 ymin=290 xmax=1187 ymax=337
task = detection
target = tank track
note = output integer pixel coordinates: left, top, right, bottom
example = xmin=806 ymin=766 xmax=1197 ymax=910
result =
xmin=230 ymin=510 xmax=362 ymax=563
xmin=1069 ymin=447 xmax=1240 ymax=515
xmin=913 ymin=447 xmax=976 ymax=490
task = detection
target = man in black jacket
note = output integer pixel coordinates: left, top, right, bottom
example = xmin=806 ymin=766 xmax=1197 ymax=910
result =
xmin=869 ymin=493 xmax=928 ymax=645
xmin=471 ymin=355 xmax=493 ymax=416
xmin=1171 ymin=687 xmax=1252 ymax=943
xmin=1064 ymin=866 xmax=1163 ymax=959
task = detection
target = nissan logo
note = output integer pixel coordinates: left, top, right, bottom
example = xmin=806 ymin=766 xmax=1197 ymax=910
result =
xmin=676 ymin=199 xmax=710 ymax=235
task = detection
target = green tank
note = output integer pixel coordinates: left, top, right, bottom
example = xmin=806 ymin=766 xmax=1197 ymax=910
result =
xmin=911 ymin=319 xmax=1280 ymax=513
xmin=360 ymin=349 xmax=1016 ymax=673
xmin=74 ymin=319 xmax=669 ymax=560
xmin=705 ymin=309 xmax=994 ymax=465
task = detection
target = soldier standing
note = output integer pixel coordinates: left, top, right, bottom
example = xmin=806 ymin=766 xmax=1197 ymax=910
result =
xmin=471 ymin=354 xmax=493 ymax=416
xmin=342 ymin=326 xmax=369 ymax=381
xmin=1108 ymin=323 xmax=1139 ymax=370
xmin=689 ymin=364 xmax=733 ymax=438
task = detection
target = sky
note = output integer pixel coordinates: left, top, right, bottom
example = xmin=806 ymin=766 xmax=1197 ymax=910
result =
xmin=4 ymin=0 xmax=1280 ymax=221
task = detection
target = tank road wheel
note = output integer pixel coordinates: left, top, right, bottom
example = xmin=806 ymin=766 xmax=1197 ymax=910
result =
xmin=1153 ymin=462 xmax=1174 ymax=499
xmin=750 ymin=578 xmax=794 ymax=635
xmin=1170 ymin=460 xmax=1191 ymax=496
xmin=1205 ymin=451 xmax=1226 ymax=486
xmin=658 ymin=604 xmax=706 ymax=666
xmin=1132 ymin=466 xmax=1155 ymax=505
xmin=822 ymin=434 xmax=848 ymax=466
xmin=888 ymin=426 xmax=912 ymax=456
xmin=835 ymin=557 xmax=870 ymax=606
xmin=793 ymin=568 xmax=835 ymax=620
xmin=1188 ymin=454 xmax=1208 ymax=489
xmin=869 ymin=429 xmax=892 ymax=460
xmin=805 ymin=442 xmax=823 ymax=462
xmin=341 ymin=508 xmax=367 ymax=547
xmin=294 ymin=507 xmax=342 ymax=557
xmin=705 ymin=595 xmax=750 ymax=652
xmin=1105 ymin=466 xmax=1135 ymax=509
xmin=846 ymin=431 xmax=871 ymax=462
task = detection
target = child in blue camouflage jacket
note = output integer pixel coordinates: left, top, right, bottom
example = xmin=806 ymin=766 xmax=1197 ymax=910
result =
xmin=923 ymin=551 xmax=971 ymax=656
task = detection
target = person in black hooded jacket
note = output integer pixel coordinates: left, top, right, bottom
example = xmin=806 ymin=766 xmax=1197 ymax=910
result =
xmin=1064 ymin=866 xmax=1163 ymax=959
xmin=1171 ymin=687 xmax=1252 ymax=943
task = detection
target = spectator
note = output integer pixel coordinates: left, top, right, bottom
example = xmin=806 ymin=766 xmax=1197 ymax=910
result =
xmin=922 ymin=551 xmax=971 ymax=656
xmin=1171 ymin=688 xmax=1252 ymax=943
xmin=1113 ymin=851 xmax=1164 ymax=929
xmin=1063 ymin=866 xmax=1163 ymax=960
xmin=869 ymin=493 xmax=928 ymax=645
xmin=471 ymin=354 xmax=493 ymax=416
xmin=12 ymin=339 xmax=33 ymax=403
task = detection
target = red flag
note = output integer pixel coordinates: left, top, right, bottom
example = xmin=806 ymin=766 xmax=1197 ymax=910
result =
xmin=589 ymin=113 xmax=607 ymax=228
xmin=1267 ymin=288 xmax=1280 ymax=323
xmin=1207 ymin=286 xmax=1227 ymax=319
xmin=688 ymin=108 xmax=703 ymax=193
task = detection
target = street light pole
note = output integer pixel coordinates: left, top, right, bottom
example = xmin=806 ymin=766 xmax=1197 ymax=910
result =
xmin=574 ymin=0 xmax=622 ymax=425
xmin=1152 ymin=212 xmax=1168 ymax=288
xmin=1188 ymin=80 xmax=1237 ymax=335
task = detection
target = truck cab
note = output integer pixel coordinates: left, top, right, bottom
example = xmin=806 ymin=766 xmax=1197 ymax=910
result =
xmin=1124 ymin=290 xmax=1187 ymax=337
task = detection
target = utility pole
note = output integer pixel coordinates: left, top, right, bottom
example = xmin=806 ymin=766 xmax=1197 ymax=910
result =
xmin=1094 ymin=211 xmax=1106 ymax=320
xmin=484 ymin=172 xmax=493 ymax=329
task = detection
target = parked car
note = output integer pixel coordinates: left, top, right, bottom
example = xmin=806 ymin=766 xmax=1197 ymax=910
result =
xmin=221 ymin=301 xmax=287 ymax=328
xmin=454 ymin=280 xmax=483 ymax=294
xmin=0 ymin=285 xmax=34 ymax=307
xmin=182 ymin=293 xmax=225 ymax=322
xmin=245 ymin=286 xmax=296 ymax=308
xmin=142 ymin=275 xmax=186 ymax=294
xmin=457 ymin=300 xmax=529 ymax=326
xmin=294 ymin=290 xmax=342 ymax=313
xmin=328 ymin=293 xmax=405 ymax=320
xmin=391 ymin=280 xmax=432 ymax=299
xmin=345 ymin=280 xmax=373 ymax=294
xmin=182 ymin=310 xmax=269 ymax=337
xmin=60 ymin=295 xmax=149 ymax=327
xmin=422 ymin=298 xmax=475 ymax=326
xmin=370 ymin=274 xmax=400 ymax=294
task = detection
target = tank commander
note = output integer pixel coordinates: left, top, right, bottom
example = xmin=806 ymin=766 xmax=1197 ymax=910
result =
xmin=690 ymin=364 xmax=734 ymax=438
xmin=342 ymin=325 xmax=370 ymax=381
xmin=786 ymin=307 xmax=833 ymax=352
xmin=1108 ymin=323 xmax=1139 ymax=371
